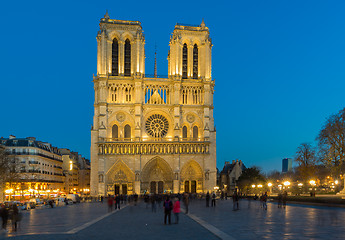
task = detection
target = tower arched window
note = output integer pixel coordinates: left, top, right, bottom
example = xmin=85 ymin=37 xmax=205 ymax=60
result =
xmin=182 ymin=43 xmax=188 ymax=79
xmin=193 ymin=126 xmax=198 ymax=140
xmin=112 ymin=38 xmax=119 ymax=76
xmin=193 ymin=44 xmax=198 ymax=79
xmin=182 ymin=126 xmax=187 ymax=139
xmin=124 ymin=124 xmax=131 ymax=139
xmin=124 ymin=39 xmax=131 ymax=76
xmin=112 ymin=124 xmax=119 ymax=140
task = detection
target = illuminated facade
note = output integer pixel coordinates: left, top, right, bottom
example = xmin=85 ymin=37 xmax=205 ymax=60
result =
xmin=91 ymin=13 xmax=216 ymax=196
xmin=60 ymin=148 xmax=91 ymax=194
xmin=0 ymin=136 xmax=65 ymax=199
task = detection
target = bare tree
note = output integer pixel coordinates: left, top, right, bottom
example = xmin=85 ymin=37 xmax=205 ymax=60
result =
xmin=317 ymin=107 xmax=345 ymax=177
xmin=294 ymin=143 xmax=317 ymax=181
xmin=0 ymin=146 xmax=21 ymax=201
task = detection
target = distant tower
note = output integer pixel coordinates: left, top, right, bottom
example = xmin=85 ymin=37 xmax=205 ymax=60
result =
xmin=282 ymin=158 xmax=292 ymax=172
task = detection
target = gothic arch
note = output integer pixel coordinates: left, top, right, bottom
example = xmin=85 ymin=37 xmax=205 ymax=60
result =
xmin=141 ymin=157 xmax=174 ymax=193
xmin=120 ymin=32 xmax=134 ymax=42
xmin=180 ymin=160 xmax=203 ymax=181
xmin=106 ymin=160 xmax=135 ymax=184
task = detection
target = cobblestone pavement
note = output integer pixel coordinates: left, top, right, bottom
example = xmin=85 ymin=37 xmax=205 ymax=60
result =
xmin=1 ymin=201 xmax=218 ymax=240
xmin=186 ymin=198 xmax=345 ymax=240
xmin=1 ymin=199 xmax=345 ymax=240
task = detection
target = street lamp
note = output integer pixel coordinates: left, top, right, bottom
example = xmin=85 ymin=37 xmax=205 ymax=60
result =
xmin=251 ymin=185 xmax=256 ymax=188
xmin=283 ymin=181 xmax=290 ymax=187
xmin=309 ymin=180 xmax=316 ymax=197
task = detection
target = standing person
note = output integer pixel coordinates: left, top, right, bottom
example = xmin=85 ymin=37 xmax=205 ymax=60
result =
xmin=0 ymin=204 xmax=9 ymax=232
xmin=173 ymin=197 xmax=180 ymax=224
xmin=262 ymin=192 xmax=268 ymax=210
xmin=278 ymin=192 xmax=283 ymax=208
xmin=206 ymin=192 xmax=210 ymax=207
xmin=107 ymin=195 xmax=114 ymax=212
xmin=134 ymin=193 xmax=138 ymax=206
xmin=211 ymin=192 xmax=216 ymax=207
xmin=115 ymin=194 xmax=120 ymax=209
xmin=232 ymin=189 xmax=239 ymax=211
xmin=11 ymin=203 xmax=19 ymax=232
xmin=221 ymin=191 xmax=224 ymax=200
xmin=163 ymin=196 xmax=173 ymax=225
xmin=151 ymin=194 xmax=156 ymax=213
xmin=282 ymin=191 xmax=287 ymax=208
xmin=183 ymin=193 xmax=189 ymax=214
xmin=100 ymin=196 xmax=103 ymax=203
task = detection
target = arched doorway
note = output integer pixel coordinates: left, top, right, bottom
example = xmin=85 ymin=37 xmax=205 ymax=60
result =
xmin=141 ymin=157 xmax=173 ymax=194
xmin=180 ymin=160 xmax=203 ymax=193
xmin=106 ymin=160 xmax=134 ymax=195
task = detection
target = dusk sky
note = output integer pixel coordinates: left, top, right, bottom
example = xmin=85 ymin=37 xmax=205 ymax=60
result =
xmin=1 ymin=0 xmax=345 ymax=173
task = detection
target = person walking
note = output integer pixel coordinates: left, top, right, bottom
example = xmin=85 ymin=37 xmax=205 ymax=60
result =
xmin=108 ymin=195 xmax=114 ymax=212
xmin=173 ymin=197 xmax=180 ymax=224
xmin=282 ymin=191 xmax=287 ymax=208
xmin=163 ymin=196 xmax=173 ymax=225
xmin=0 ymin=204 xmax=9 ymax=232
xmin=11 ymin=203 xmax=19 ymax=232
xmin=232 ymin=189 xmax=239 ymax=211
xmin=211 ymin=192 xmax=216 ymax=207
xmin=278 ymin=192 xmax=283 ymax=208
xmin=115 ymin=194 xmax=120 ymax=209
xmin=206 ymin=192 xmax=210 ymax=207
xmin=151 ymin=194 xmax=156 ymax=213
xmin=262 ymin=192 xmax=268 ymax=210
xmin=183 ymin=193 xmax=189 ymax=214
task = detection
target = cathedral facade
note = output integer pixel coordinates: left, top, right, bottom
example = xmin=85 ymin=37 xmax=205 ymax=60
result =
xmin=90 ymin=13 xmax=216 ymax=196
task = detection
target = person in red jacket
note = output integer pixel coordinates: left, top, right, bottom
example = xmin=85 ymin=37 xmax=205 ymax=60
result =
xmin=173 ymin=197 xmax=181 ymax=224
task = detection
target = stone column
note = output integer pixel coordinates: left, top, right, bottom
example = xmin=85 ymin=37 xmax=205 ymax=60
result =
xmin=134 ymin=181 xmax=141 ymax=194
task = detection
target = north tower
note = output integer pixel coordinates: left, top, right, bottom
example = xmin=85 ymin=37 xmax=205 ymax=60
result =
xmin=90 ymin=13 xmax=216 ymax=196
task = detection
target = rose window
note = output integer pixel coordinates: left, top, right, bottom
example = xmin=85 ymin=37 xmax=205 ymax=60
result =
xmin=145 ymin=114 xmax=169 ymax=138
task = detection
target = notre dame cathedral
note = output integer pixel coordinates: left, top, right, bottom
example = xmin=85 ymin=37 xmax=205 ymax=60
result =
xmin=90 ymin=12 xmax=216 ymax=196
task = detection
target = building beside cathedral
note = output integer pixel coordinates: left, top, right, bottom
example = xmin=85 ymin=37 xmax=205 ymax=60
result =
xmin=90 ymin=12 xmax=216 ymax=196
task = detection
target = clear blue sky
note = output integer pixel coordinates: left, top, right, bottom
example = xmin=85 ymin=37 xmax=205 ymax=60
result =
xmin=1 ymin=0 xmax=344 ymax=173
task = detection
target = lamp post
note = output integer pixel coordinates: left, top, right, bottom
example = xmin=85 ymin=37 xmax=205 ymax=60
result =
xmin=309 ymin=180 xmax=316 ymax=197
xmin=268 ymin=183 xmax=273 ymax=194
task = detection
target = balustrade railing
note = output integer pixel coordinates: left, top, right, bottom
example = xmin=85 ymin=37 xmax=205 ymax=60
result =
xmin=98 ymin=141 xmax=210 ymax=155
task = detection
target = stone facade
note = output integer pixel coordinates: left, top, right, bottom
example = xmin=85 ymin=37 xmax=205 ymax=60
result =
xmin=91 ymin=13 xmax=216 ymax=196
xmin=220 ymin=160 xmax=246 ymax=193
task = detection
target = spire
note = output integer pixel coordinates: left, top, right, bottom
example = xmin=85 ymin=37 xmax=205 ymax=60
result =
xmin=200 ymin=18 xmax=205 ymax=28
xmin=154 ymin=43 xmax=157 ymax=78
xmin=104 ymin=10 xmax=110 ymax=20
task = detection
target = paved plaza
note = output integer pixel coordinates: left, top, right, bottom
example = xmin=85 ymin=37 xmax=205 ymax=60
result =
xmin=1 ymin=199 xmax=345 ymax=240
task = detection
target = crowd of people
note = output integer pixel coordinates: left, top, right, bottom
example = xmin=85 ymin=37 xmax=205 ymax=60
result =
xmin=0 ymin=202 xmax=21 ymax=233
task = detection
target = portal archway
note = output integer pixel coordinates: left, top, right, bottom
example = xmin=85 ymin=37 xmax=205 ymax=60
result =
xmin=141 ymin=157 xmax=173 ymax=193
xmin=180 ymin=160 xmax=203 ymax=193
xmin=106 ymin=160 xmax=135 ymax=195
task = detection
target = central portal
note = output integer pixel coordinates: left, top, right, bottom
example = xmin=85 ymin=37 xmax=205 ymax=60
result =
xmin=150 ymin=181 xmax=164 ymax=194
xmin=141 ymin=157 xmax=173 ymax=194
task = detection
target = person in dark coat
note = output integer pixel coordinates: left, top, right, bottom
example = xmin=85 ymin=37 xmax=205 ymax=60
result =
xmin=206 ymin=192 xmax=210 ymax=207
xmin=211 ymin=192 xmax=216 ymax=207
xmin=11 ymin=204 xmax=19 ymax=232
xmin=163 ymin=196 xmax=173 ymax=225
xmin=115 ymin=194 xmax=120 ymax=209
xmin=0 ymin=204 xmax=9 ymax=231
